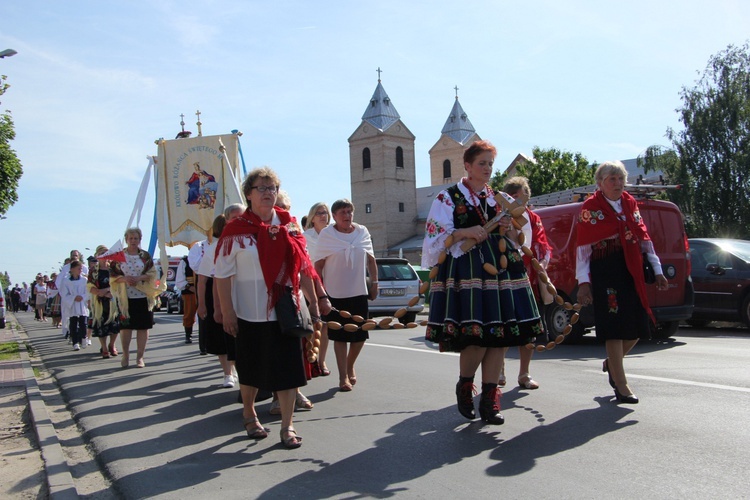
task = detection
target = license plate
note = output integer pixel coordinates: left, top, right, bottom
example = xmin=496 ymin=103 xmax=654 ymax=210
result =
xmin=380 ymin=288 xmax=405 ymax=297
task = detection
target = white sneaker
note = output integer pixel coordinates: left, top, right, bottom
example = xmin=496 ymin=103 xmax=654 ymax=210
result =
xmin=86 ymin=338 xmax=92 ymax=346
xmin=222 ymin=375 xmax=235 ymax=388
xmin=73 ymin=343 xmax=80 ymax=351
xmin=81 ymin=341 xmax=87 ymax=349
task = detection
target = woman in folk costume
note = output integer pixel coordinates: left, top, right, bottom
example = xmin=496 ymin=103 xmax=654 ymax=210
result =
xmin=422 ymin=140 xmax=543 ymax=425
xmin=109 ymin=228 xmax=165 ymax=368
xmin=498 ymin=176 xmax=554 ymax=390
xmin=314 ymin=199 xmax=378 ymax=393
xmin=576 ymin=161 xmax=669 ymax=404
xmin=87 ymin=245 xmax=121 ymax=359
xmin=214 ymin=167 xmax=330 ymax=448
xmin=47 ymin=273 xmax=62 ymax=328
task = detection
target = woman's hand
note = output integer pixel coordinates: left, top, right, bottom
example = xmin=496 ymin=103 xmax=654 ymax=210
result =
xmin=213 ymin=306 xmax=224 ymax=325
xmin=221 ymin=308 xmax=238 ymax=337
xmin=655 ymin=274 xmax=669 ymax=291
xmin=576 ymin=283 xmax=593 ymax=307
xmin=197 ymin=302 xmax=207 ymax=320
xmin=318 ymin=297 xmax=332 ymax=316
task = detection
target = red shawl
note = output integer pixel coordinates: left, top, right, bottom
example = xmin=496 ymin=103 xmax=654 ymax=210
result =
xmin=523 ymin=208 xmax=553 ymax=291
xmin=215 ymin=206 xmax=317 ymax=314
xmin=576 ymin=190 xmax=654 ymax=322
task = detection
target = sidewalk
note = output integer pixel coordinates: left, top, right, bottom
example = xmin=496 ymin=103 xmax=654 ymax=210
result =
xmin=0 ymin=313 xmax=79 ymax=500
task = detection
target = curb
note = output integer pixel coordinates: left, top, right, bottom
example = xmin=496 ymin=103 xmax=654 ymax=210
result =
xmin=9 ymin=316 xmax=79 ymax=500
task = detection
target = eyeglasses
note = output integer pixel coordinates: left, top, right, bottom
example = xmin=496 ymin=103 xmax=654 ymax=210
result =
xmin=250 ymin=185 xmax=278 ymax=194
xmin=315 ymin=211 xmax=328 ymax=216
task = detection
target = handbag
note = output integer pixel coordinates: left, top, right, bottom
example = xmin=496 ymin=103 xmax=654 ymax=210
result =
xmin=642 ymin=252 xmax=656 ymax=284
xmin=275 ymin=286 xmax=314 ymax=338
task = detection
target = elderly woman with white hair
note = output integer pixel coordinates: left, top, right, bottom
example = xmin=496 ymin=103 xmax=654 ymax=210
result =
xmin=576 ymin=161 xmax=669 ymax=404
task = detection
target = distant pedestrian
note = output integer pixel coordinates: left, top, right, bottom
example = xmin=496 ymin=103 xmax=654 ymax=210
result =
xmin=110 ymin=228 xmax=161 ymax=368
xmin=34 ymin=275 xmax=48 ymax=322
xmin=60 ymin=261 xmax=89 ymax=351
xmin=88 ymin=246 xmax=121 ymax=359
xmin=175 ymin=256 xmax=197 ymax=344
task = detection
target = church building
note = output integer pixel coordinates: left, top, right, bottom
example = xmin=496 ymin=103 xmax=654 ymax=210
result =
xmin=348 ymin=78 xmax=483 ymax=264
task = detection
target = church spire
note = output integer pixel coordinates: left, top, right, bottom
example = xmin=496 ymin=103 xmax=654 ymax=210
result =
xmin=361 ymin=68 xmax=401 ymax=132
xmin=440 ymin=88 xmax=476 ymax=145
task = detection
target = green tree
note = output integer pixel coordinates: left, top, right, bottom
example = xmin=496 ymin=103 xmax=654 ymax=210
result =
xmin=491 ymin=146 xmax=594 ymax=196
xmin=638 ymin=145 xmax=700 ymax=236
xmin=0 ymin=74 xmax=23 ymax=216
xmin=0 ymin=271 xmax=10 ymax=290
xmin=667 ymin=42 xmax=750 ymax=239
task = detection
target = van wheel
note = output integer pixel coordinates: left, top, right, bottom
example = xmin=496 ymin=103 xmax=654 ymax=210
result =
xmin=742 ymin=295 xmax=750 ymax=328
xmin=399 ymin=312 xmax=417 ymax=325
xmin=0 ymin=318 xmax=5 ymax=329
xmin=544 ymin=302 xmax=585 ymax=343
xmin=651 ymin=321 xmax=679 ymax=339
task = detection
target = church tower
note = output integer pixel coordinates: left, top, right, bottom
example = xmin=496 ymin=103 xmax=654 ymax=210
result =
xmin=348 ymin=73 xmax=417 ymax=256
xmin=428 ymin=90 xmax=480 ymax=186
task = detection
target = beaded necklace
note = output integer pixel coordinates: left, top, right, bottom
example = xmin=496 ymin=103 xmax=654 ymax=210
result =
xmin=462 ymin=178 xmax=494 ymax=226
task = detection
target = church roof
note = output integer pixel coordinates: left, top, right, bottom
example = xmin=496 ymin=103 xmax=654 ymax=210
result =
xmin=361 ymin=81 xmax=401 ymax=132
xmin=440 ymin=98 xmax=476 ymax=145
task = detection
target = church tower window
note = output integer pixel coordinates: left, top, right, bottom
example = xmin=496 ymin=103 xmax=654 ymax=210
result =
xmin=443 ymin=159 xmax=451 ymax=179
xmin=398 ymin=202 xmax=405 ymax=213
xmin=363 ymin=147 xmax=371 ymax=169
xmin=396 ymin=146 xmax=404 ymax=168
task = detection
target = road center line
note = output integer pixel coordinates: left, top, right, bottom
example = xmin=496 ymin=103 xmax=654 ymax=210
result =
xmin=368 ymin=344 xmax=750 ymax=393
xmin=584 ymin=370 xmax=750 ymax=393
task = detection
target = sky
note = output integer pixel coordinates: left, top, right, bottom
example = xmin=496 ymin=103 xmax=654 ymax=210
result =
xmin=1 ymin=0 xmax=749 ymax=285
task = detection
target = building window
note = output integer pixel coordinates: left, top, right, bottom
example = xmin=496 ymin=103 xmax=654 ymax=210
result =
xmin=443 ymin=159 xmax=451 ymax=179
xmin=363 ymin=147 xmax=371 ymax=169
xmin=366 ymin=203 xmax=372 ymax=213
xmin=398 ymin=202 xmax=405 ymax=213
xmin=396 ymin=146 xmax=404 ymax=168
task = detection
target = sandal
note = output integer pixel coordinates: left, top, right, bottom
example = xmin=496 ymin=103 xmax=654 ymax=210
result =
xmin=320 ymin=365 xmax=331 ymax=377
xmin=339 ymin=382 xmax=353 ymax=392
xmin=279 ymin=426 xmax=302 ymax=449
xmin=518 ymin=373 xmax=540 ymax=390
xmin=349 ymin=375 xmax=357 ymax=386
xmin=243 ymin=417 xmax=269 ymax=439
xmin=295 ymin=392 xmax=313 ymax=410
xmin=498 ymin=374 xmax=507 ymax=387
xmin=109 ymin=344 xmax=119 ymax=356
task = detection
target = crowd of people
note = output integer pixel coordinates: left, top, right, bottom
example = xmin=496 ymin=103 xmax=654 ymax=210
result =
xmin=5 ymin=141 xmax=670 ymax=449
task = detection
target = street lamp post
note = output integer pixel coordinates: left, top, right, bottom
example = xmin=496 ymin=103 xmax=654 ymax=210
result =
xmin=0 ymin=49 xmax=18 ymax=59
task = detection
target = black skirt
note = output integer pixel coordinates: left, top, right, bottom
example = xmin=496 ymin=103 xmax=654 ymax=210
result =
xmin=121 ymin=297 xmax=154 ymax=331
xmin=590 ymin=248 xmax=650 ymax=341
xmin=202 ymin=277 xmax=236 ymax=359
xmin=325 ymin=295 xmax=370 ymax=343
xmin=235 ymin=319 xmax=306 ymax=392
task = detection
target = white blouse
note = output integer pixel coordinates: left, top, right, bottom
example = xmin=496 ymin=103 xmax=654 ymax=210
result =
xmin=121 ymin=253 xmax=147 ymax=299
xmin=214 ymin=212 xmax=281 ymax=322
xmin=197 ymin=240 xmax=217 ymax=278
xmin=303 ymin=227 xmax=321 ymax=262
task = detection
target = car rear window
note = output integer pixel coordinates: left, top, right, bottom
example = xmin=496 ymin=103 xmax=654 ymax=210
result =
xmin=378 ymin=263 xmax=417 ymax=281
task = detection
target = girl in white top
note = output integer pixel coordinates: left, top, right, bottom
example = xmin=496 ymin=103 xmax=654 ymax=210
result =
xmin=34 ymin=276 xmax=48 ymax=322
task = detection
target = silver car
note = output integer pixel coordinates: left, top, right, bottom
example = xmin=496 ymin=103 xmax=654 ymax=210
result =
xmin=368 ymin=258 xmax=424 ymax=324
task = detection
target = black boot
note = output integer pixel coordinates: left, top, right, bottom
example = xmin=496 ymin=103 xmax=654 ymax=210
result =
xmin=456 ymin=376 xmax=477 ymax=420
xmin=185 ymin=327 xmax=193 ymax=344
xmin=479 ymin=383 xmax=504 ymax=425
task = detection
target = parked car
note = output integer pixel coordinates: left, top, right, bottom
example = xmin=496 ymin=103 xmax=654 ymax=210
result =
xmin=0 ymin=286 xmax=6 ymax=329
xmin=154 ymin=257 xmax=182 ymax=313
xmin=687 ymin=238 xmax=750 ymax=327
xmin=535 ymin=197 xmax=694 ymax=340
xmin=368 ymin=258 xmax=425 ymax=324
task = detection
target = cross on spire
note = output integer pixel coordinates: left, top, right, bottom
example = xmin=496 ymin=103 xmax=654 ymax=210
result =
xmin=454 ymin=85 xmax=459 ymax=99
xmin=180 ymin=113 xmax=186 ymax=132
xmin=195 ymin=110 xmax=202 ymax=137
xmin=376 ymin=67 xmax=382 ymax=82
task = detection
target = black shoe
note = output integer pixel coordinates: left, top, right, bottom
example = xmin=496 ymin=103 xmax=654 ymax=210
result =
xmin=185 ymin=337 xmax=193 ymax=344
xmin=614 ymin=387 xmax=639 ymax=404
xmin=456 ymin=379 xmax=477 ymax=420
xmin=199 ymin=350 xmax=207 ymax=355
xmin=479 ymin=384 xmax=505 ymax=425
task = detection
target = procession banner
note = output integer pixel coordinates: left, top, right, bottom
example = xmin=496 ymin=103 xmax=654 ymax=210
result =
xmin=156 ymin=133 xmax=244 ymax=247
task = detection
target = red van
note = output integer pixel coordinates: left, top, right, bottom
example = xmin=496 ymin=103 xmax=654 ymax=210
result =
xmin=535 ymin=196 xmax=694 ymax=340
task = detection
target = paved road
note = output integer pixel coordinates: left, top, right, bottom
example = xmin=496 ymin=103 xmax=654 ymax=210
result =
xmin=18 ymin=311 xmax=750 ymax=499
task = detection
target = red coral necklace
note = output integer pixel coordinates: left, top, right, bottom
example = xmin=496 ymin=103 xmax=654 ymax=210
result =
xmin=462 ymin=179 xmax=493 ymax=226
